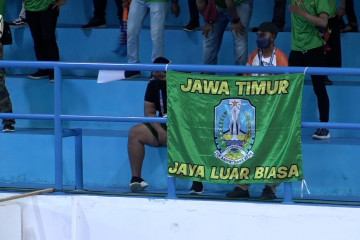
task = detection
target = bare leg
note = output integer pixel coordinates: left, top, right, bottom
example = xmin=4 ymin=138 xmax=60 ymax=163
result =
xmin=128 ymin=124 xmax=160 ymax=177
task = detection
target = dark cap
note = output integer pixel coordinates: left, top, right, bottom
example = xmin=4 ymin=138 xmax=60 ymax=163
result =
xmin=153 ymin=57 xmax=170 ymax=64
xmin=258 ymin=22 xmax=278 ymax=36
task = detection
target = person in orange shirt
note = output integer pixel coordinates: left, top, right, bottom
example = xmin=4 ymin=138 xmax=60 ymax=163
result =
xmin=247 ymin=21 xmax=288 ymax=75
xmin=226 ymin=22 xmax=287 ymax=200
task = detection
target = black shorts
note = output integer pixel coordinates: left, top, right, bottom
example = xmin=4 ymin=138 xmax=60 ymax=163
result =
xmin=144 ymin=123 xmax=167 ymax=141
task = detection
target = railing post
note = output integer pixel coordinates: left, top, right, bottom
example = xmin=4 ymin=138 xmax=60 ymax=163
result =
xmin=54 ymin=66 xmax=63 ymax=191
xmin=167 ymin=176 xmax=177 ymax=199
xmin=282 ymin=182 xmax=294 ymax=204
xmin=74 ymin=129 xmax=84 ymax=190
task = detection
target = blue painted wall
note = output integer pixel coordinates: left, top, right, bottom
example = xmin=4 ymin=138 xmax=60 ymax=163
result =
xmin=2 ymin=73 xmax=360 ymax=200
xmin=1 ymin=0 xmax=360 ymax=200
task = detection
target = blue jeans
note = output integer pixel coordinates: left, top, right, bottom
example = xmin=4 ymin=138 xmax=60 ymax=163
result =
xmin=127 ymin=0 xmax=168 ymax=63
xmin=203 ymin=0 xmax=253 ymax=66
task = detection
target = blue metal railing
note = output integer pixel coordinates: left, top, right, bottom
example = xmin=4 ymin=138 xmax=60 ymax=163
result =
xmin=1 ymin=60 xmax=360 ymax=203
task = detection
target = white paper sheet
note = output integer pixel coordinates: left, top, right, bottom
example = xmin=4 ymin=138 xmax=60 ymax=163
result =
xmin=97 ymin=70 xmax=126 ymax=83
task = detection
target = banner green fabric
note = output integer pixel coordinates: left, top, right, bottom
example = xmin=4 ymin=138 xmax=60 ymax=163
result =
xmin=167 ymin=71 xmax=304 ymax=184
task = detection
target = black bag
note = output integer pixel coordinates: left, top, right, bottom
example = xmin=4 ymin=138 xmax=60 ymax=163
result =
xmin=1 ymin=21 xmax=13 ymax=45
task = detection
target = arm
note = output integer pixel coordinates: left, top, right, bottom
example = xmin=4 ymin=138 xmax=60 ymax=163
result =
xmin=196 ymin=0 xmax=214 ymax=37
xmin=171 ymin=0 xmax=180 ymax=17
xmin=225 ymin=0 xmax=245 ymax=34
xmin=337 ymin=0 xmax=346 ymax=17
xmin=196 ymin=0 xmax=208 ymax=14
xmin=224 ymin=0 xmax=239 ymax=20
xmin=276 ymin=51 xmax=289 ymax=67
xmin=52 ymin=0 xmax=67 ymax=10
xmin=289 ymin=4 xmax=328 ymax=28
xmin=144 ymin=101 xmax=167 ymax=146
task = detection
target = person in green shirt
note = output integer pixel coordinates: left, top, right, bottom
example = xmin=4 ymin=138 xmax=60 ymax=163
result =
xmin=0 ymin=0 xmax=16 ymax=132
xmin=25 ymin=0 xmax=66 ymax=82
xmin=289 ymin=0 xmax=332 ymax=140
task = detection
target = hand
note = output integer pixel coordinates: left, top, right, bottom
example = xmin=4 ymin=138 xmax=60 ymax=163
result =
xmin=230 ymin=22 xmax=245 ymax=35
xmin=171 ymin=2 xmax=180 ymax=18
xmin=202 ymin=22 xmax=214 ymax=38
xmin=158 ymin=129 xmax=167 ymax=146
xmin=337 ymin=7 xmax=345 ymax=17
xmin=52 ymin=0 xmax=67 ymax=10
xmin=289 ymin=4 xmax=306 ymax=17
xmin=123 ymin=0 xmax=131 ymax=8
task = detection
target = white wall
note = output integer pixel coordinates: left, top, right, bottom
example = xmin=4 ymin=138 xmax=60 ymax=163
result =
xmin=0 ymin=204 xmax=21 ymax=240
xmin=0 ymin=193 xmax=359 ymax=240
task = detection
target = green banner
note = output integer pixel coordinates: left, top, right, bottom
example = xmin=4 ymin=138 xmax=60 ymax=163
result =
xmin=167 ymin=71 xmax=304 ymax=184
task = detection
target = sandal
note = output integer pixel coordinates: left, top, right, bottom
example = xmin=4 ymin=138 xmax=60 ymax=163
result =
xmin=341 ymin=23 xmax=358 ymax=33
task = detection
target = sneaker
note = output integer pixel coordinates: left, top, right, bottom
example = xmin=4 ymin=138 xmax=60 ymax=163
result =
xmin=28 ymin=70 xmax=50 ymax=79
xmin=3 ymin=123 xmax=15 ymax=132
xmin=312 ymin=128 xmax=330 ymax=140
xmin=226 ymin=186 xmax=250 ymax=198
xmin=125 ymin=71 xmax=141 ymax=79
xmin=260 ymin=187 xmax=276 ymax=200
xmin=183 ymin=20 xmax=200 ymax=32
xmin=9 ymin=17 xmax=28 ymax=28
xmin=189 ymin=181 xmax=204 ymax=195
xmin=81 ymin=18 xmax=106 ymax=30
xmin=129 ymin=176 xmax=148 ymax=192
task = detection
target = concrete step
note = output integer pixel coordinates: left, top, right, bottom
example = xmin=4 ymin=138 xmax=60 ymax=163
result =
xmin=6 ymin=27 xmax=360 ymax=77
